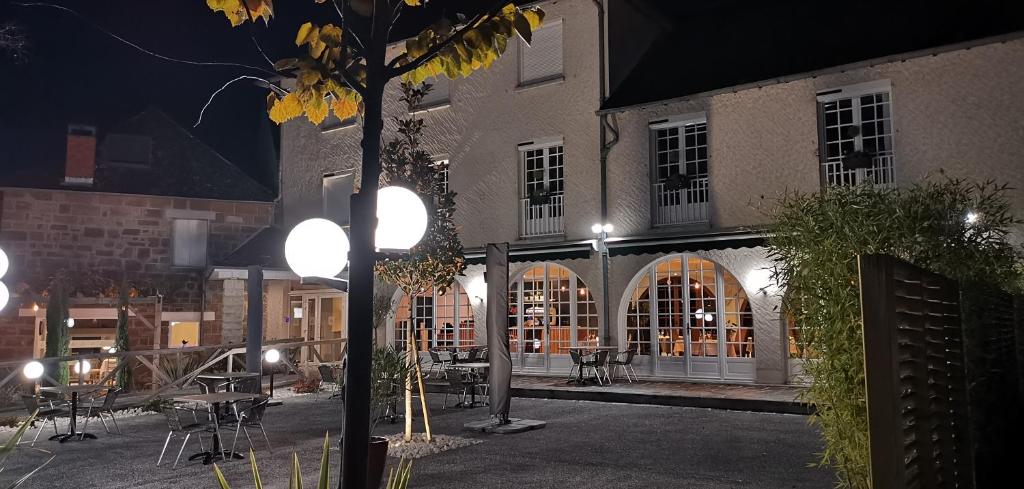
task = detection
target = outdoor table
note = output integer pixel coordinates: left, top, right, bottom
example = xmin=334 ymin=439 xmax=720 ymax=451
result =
xmin=567 ymin=346 xmax=618 ymax=385
xmin=40 ymin=384 xmax=103 ymax=442
xmin=450 ymin=362 xmax=489 ymax=407
xmin=196 ymin=372 xmax=260 ymax=393
xmin=173 ymin=392 xmax=259 ymax=465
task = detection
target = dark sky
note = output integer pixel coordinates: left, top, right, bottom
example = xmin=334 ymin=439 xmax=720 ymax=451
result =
xmin=0 ymin=0 xmax=327 ymax=190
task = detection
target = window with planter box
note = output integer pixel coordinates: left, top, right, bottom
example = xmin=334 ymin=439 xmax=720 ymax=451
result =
xmin=817 ymin=80 xmax=895 ymax=186
xmin=649 ymin=115 xmax=710 ymax=226
xmin=518 ymin=138 xmax=564 ymax=237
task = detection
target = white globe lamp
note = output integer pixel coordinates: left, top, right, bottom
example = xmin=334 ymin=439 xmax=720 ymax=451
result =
xmin=66 ymin=317 xmax=75 ymax=328
xmin=73 ymin=359 xmax=91 ymax=375
xmin=264 ymin=348 xmax=281 ymax=363
xmin=0 ymin=282 xmax=8 ymax=312
xmin=285 ymin=218 xmax=350 ymax=278
xmin=0 ymin=247 xmax=9 ymax=279
xmin=375 ymin=186 xmax=428 ymax=250
xmin=23 ymin=361 xmax=44 ymax=380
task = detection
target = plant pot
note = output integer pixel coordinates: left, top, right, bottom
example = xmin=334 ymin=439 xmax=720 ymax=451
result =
xmin=367 ymin=436 xmax=389 ymax=489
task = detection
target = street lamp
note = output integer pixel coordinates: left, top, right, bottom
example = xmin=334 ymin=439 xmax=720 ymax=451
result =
xmin=264 ymin=348 xmax=281 ymax=397
xmin=592 ymin=223 xmax=614 ymax=346
xmin=285 ymin=186 xmax=428 ymax=486
xmin=0 ymin=246 xmax=9 ymax=311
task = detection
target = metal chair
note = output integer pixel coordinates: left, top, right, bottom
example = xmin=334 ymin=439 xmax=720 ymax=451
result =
xmin=567 ymin=350 xmax=583 ymax=381
xmin=228 ymin=397 xmax=271 ymax=455
xmin=20 ymin=395 xmax=68 ymax=447
xmin=441 ymin=369 xmax=470 ymax=410
xmin=316 ymin=364 xmax=343 ymax=400
xmin=157 ymin=405 xmax=216 ymax=469
xmin=426 ymin=351 xmax=442 ymax=378
xmin=81 ymin=388 xmax=123 ymax=435
xmin=588 ymin=350 xmax=612 ymax=385
xmin=609 ymin=350 xmax=638 ymax=383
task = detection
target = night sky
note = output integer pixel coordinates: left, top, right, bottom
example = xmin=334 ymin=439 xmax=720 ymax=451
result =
xmin=0 ymin=0 xmax=328 ymax=190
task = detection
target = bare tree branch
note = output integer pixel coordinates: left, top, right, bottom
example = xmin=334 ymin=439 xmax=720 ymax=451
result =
xmin=194 ymin=75 xmax=285 ymax=127
xmin=386 ymin=0 xmax=507 ymax=79
xmin=0 ymin=22 xmax=29 ymax=60
xmin=13 ymin=2 xmax=281 ymax=77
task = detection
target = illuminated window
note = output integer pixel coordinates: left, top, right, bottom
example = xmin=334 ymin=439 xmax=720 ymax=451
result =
xmin=508 ymin=263 xmax=597 ymax=357
xmin=392 ymin=281 xmax=476 ymax=351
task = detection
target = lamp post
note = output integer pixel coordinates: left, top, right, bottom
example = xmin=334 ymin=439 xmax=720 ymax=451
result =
xmin=285 ymin=186 xmax=427 ymax=488
xmin=0 ymin=247 xmax=10 ymax=313
xmin=591 ymin=223 xmax=613 ymax=346
xmin=263 ymin=348 xmax=280 ymax=397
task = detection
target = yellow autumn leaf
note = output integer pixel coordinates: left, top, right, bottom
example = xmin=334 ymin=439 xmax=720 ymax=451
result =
xmin=295 ymin=22 xmax=317 ymax=46
xmin=297 ymin=69 xmax=321 ymax=88
xmin=268 ymin=92 xmax=303 ymax=124
xmin=319 ymin=24 xmax=343 ymax=48
xmin=304 ymin=93 xmax=330 ymax=125
xmin=523 ymin=9 xmax=544 ymax=30
xmin=207 ymin=0 xmax=247 ymax=26
xmin=244 ymin=0 xmax=273 ymax=24
xmin=404 ymin=0 xmax=422 ymax=5
xmin=331 ymin=94 xmax=360 ymax=121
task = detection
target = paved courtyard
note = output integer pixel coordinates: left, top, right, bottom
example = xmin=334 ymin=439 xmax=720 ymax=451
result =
xmin=0 ymin=393 xmax=833 ymax=488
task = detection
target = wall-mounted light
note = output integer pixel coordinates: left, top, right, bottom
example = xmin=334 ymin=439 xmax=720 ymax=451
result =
xmin=66 ymin=318 xmax=75 ymax=328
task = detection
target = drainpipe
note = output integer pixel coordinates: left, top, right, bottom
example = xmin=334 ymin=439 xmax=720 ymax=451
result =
xmin=592 ymin=0 xmax=620 ymax=346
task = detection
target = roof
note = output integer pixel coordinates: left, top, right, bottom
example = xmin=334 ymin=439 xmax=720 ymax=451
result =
xmin=0 ymin=107 xmax=275 ymax=202
xmin=602 ymin=0 xmax=1024 ymax=112
xmin=214 ymin=226 xmax=289 ymax=269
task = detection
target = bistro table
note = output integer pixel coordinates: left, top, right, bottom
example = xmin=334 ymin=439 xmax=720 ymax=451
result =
xmin=173 ymin=392 xmax=260 ymax=465
xmin=196 ymin=372 xmax=261 ymax=393
xmin=40 ymin=384 xmax=103 ymax=442
xmin=450 ymin=362 xmax=489 ymax=407
xmin=567 ymin=346 xmax=618 ymax=385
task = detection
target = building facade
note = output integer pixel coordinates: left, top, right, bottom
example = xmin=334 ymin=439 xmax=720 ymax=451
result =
xmin=0 ymin=109 xmax=275 ymax=367
xmin=273 ymin=0 xmax=1024 ymax=384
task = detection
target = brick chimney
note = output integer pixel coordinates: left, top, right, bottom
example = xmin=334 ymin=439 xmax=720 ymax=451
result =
xmin=64 ymin=124 xmax=97 ymax=186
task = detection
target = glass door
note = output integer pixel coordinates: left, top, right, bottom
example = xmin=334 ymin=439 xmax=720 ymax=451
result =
xmin=520 ymin=266 xmax=547 ymax=370
xmin=654 ymin=259 xmax=688 ymax=376
xmin=318 ymin=296 xmax=346 ymax=362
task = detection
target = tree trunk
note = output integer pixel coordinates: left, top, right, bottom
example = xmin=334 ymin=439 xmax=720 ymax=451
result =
xmin=404 ymin=300 xmax=414 ymax=442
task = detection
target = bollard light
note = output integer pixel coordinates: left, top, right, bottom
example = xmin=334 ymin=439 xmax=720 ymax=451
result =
xmin=264 ymin=348 xmax=280 ymax=363
xmin=23 ymin=361 xmax=44 ymax=380
xmin=66 ymin=317 xmax=75 ymax=328
xmin=285 ymin=218 xmax=350 ymax=278
xmin=375 ymin=186 xmax=428 ymax=250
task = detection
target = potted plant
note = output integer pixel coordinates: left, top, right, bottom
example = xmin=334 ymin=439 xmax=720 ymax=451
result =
xmin=663 ymin=170 xmax=691 ymax=192
xmin=841 ymin=150 xmax=874 ymax=170
xmin=528 ymin=186 xmax=552 ymax=206
xmin=367 ymin=346 xmax=413 ymax=488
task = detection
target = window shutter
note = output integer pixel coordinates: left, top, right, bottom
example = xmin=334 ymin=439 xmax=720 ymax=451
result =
xmin=519 ymin=20 xmax=563 ymax=84
xmin=323 ymin=173 xmax=355 ymax=226
xmin=172 ymin=219 xmax=208 ymax=267
xmin=418 ymin=77 xmax=450 ymax=108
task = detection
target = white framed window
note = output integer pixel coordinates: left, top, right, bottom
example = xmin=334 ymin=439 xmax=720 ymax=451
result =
xmin=649 ymin=114 xmax=710 ymax=226
xmin=172 ymin=219 xmax=208 ymax=268
xmin=392 ymin=282 xmax=476 ymax=350
xmin=414 ymin=77 xmax=451 ymax=111
xmin=323 ymin=172 xmax=355 ymax=227
xmin=518 ymin=19 xmax=563 ymax=86
xmin=518 ymin=138 xmax=564 ymax=237
xmin=817 ymin=80 xmax=895 ymax=186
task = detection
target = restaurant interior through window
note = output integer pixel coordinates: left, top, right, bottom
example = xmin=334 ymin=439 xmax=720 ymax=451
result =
xmin=393 ymin=281 xmax=476 ymax=351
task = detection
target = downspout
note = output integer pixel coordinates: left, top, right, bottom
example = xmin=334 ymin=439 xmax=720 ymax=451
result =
xmin=592 ymin=0 xmax=620 ymax=346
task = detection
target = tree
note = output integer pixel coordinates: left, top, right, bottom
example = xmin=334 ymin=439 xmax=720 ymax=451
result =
xmin=207 ymin=2 xmax=544 ymax=487
xmin=43 ymin=279 xmax=69 ymax=385
xmin=375 ymin=83 xmax=466 ymax=443
xmin=115 ymin=285 xmax=132 ymax=390
xmin=0 ymin=22 xmax=28 ymax=62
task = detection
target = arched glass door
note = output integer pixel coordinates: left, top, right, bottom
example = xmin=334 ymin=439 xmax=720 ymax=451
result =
xmin=508 ymin=264 xmax=597 ymax=373
xmin=623 ymin=255 xmax=754 ymax=380
xmin=392 ymin=281 xmax=476 ymax=352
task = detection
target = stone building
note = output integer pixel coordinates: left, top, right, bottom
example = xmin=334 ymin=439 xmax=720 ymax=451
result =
xmin=0 ymin=108 xmax=275 ymax=364
xmin=266 ymin=0 xmax=1024 ymax=385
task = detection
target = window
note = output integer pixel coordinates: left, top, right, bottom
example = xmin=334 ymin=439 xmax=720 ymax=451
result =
xmin=393 ymin=282 xmax=476 ymax=351
xmin=172 ymin=219 xmax=208 ymax=267
xmin=169 ymin=321 xmax=200 ymax=347
xmin=817 ymin=81 xmax=894 ymax=186
xmin=414 ymin=77 xmax=451 ymax=110
xmin=323 ymin=172 xmax=355 ymax=226
xmin=518 ymin=20 xmax=563 ymax=86
xmin=519 ymin=139 xmax=564 ymax=237
xmin=650 ymin=116 xmax=709 ymax=225
xmin=508 ymin=264 xmax=598 ymax=359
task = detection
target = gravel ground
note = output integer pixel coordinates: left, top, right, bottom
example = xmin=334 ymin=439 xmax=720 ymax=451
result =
xmin=0 ymin=393 xmax=834 ymax=488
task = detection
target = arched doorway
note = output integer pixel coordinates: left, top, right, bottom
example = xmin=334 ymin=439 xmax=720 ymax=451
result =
xmin=621 ymin=254 xmax=754 ymax=380
xmin=508 ymin=263 xmax=598 ymax=373
xmin=391 ymin=281 xmax=477 ymax=352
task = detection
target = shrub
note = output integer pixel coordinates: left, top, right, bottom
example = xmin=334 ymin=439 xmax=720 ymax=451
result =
xmin=767 ymin=177 xmax=1023 ymax=488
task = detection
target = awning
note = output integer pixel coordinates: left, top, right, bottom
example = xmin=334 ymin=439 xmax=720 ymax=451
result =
xmin=464 ymin=240 xmax=594 ymax=265
xmin=606 ymin=230 xmax=765 ymax=257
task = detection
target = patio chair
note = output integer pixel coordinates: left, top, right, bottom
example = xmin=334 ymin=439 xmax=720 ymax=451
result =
xmin=80 ymin=388 xmax=123 ymax=435
xmin=316 ymin=364 xmax=343 ymax=401
xmin=477 ymin=348 xmax=489 ymax=362
xmin=588 ymin=350 xmax=612 ymax=385
xmin=567 ymin=350 xmax=583 ymax=381
xmin=441 ymin=369 xmax=471 ymax=410
xmin=157 ymin=405 xmax=216 ymax=469
xmin=609 ymin=350 xmax=638 ymax=383
xmin=227 ymin=397 xmax=272 ymax=455
xmin=426 ymin=351 xmax=442 ymax=379
xmin=20 ymin=395 xmax=69 ymax=447
xmin=465 ymin=348 xmax=480 ymax=363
